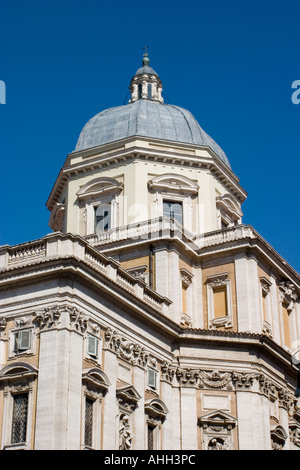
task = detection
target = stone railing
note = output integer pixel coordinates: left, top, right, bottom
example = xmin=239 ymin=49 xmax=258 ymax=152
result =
xmin=85 ymin=217 xmax=257 ymax=251
xmin=194 ymin=225 xmax=256 ymax=249
xmin=0 ymin=232 xmax=171 ymax=315
xmin=7 ymin=242 xmax=46 ymax=266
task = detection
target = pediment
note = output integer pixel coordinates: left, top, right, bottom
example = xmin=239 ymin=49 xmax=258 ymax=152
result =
xmin=198 ymin=410 xmax=237 ymax=427
xmin=145 ymin=398 xmax=169 ymax=419
xmin=0 ymin=362 xmax=38 ymax=382
xmin=271 ymin=425 xmax=288 ymax=440
xmin=216 ymin=193 xmax=243 ymax=219
xmin=82 ymin=368 xmax=111 ymax=391
xmin=77 ymin=177 xmax=123 ymax=200
xmin=116 ymin=384 xmax=142 ymax=404
xmin=148 ymin=173 xmax=198 ymax=194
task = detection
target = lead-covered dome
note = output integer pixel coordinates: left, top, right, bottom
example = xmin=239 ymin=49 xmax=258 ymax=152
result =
xmin=74 ymin=54 xmax=231 ymax=168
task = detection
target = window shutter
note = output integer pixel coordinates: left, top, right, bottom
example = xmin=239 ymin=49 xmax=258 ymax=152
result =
xmin=87 ymin=335 xmax=98 ymax=358
xmin=18 ymin=330 xmax=31 ymax=351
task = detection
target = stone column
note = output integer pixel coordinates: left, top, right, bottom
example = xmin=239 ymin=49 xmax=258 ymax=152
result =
xmin=34 ymin=305 xmax=85 ymax=450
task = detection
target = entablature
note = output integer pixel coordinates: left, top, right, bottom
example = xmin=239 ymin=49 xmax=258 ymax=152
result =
xmin=46 ymin=136 xmax=247 ymax=213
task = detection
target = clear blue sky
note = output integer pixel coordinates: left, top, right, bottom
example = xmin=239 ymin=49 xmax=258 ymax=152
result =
xmin=1 ymin=0 xmax=299 ymax=273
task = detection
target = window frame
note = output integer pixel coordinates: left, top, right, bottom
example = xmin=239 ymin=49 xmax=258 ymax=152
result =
xmin=0 ymin=363 xmax=37 ymax=450
xmin=206 ymin=273 xmax=233 ymax=329
xmin=9 ymin=326 xmax=35 ymax=358
xmin=147 ymin=368 xmax=157 ymax=390
xmin=163 ymin=200 xmax=183 ymax=225
xmin=85 ymin=333 xmax=101 ymax=364
xmin=94 ymin=203 xmax=111 ymax=233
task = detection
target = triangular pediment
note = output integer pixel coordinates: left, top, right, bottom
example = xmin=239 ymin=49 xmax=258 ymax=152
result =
xmin=116 ymin=384 xmax=142 ymax=404
xmin=198 ymin=410 xmax=237 ymax=427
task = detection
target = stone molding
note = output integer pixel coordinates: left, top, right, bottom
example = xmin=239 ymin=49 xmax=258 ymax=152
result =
xmin=160 ymin=361 xmax=176 ymax=384
xmin=35 ymin=306 xmax=61 ymax=330
xmin=104 ymin=328 xmax=149 ymax=368
xmin=35 ymin=304 xmax=88 ymax=334
xmin=279 ymin=280 xmax=298 ymax=313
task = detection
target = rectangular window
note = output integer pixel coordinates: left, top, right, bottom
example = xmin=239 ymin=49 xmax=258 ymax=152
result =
xmin=14 ymin=329 xmax=31 ymax=353
xmin=87 ymin=335 xmax=98 ymax=359
xmin=84 ymin=398 xmax=94 ymax=448
xmin=147 ymin=424 xmax=155 ymax=450
xmin=138 ymin=83 xmax=142 ymax=100
xmin=262 ymin=290 xmax=268 ymax=322
xmin=182 ymin=283 xmax=187 ymax=313
xmin=11 ymin=393 xmax=28 ymax=444
xmin=148 ymin=369 xmax=157 ymax=390
xmin=163 ymin=201 xmax=183 ymax=225
xmin=213 ymin=287 xmax=228 ymax=318
xmin=282 ymin=304 xmax=291 ymax=348
xmin=95 ymin=204 xmax=111 ymax=233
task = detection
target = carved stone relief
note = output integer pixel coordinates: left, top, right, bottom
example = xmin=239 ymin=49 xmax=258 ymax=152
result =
xmin=104 ymin=328 xmax=149 ymax=367
xmin=279 ymin=281 xmax=297 ymax=313
xmin=36 ymin=306 xmax=61 ymax=330
xmin=119 ymin=413 xmax=133 ymax=450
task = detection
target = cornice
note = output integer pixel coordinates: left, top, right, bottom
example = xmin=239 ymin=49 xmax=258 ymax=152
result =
xmin=89 ymin=222 xmax=300 ymax=288
xmin=46 ymin=136 xmax=247 ymax=211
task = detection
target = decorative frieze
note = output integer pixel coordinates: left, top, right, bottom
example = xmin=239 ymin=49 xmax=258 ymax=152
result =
xmin=14 ymin=317 xmax=32 ymax=328
xmin=278 ymin=387 xmax=294 ymax=411
xmin=199 ymin=370 xmax=233 ymax=390
xmin=258 ymin=373 xmax=276 ymax=398
xmin=36 ymin=306 xmax=61 ymax=330
xmin=160 ymin=361 xmax=176 ymax=384
xmin=232 ymin=371 xmax=256 ymax=390
xmin=69 ymin=306 xmax=88 ymax=333
xmin=176 ymin=368 xmax=199 ymax=386
xmin=104 ymin=328 xmax=149 ymax=367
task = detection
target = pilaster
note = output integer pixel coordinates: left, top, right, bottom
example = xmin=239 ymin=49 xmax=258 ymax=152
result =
xmin=101 ymin=348 xmax=118 ymax=449
xmin=34 ymin=305 xmax=85 ymax=450
xmin=235 ymin=254 xmax=261 ymax=333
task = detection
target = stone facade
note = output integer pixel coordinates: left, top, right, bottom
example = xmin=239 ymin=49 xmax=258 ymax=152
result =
xmin=0 ymin=56 xmax=299 ymax=450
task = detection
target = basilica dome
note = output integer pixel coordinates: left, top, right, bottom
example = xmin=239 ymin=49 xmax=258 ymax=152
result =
xmin=75 ymin=56 xmax=231 ymax=169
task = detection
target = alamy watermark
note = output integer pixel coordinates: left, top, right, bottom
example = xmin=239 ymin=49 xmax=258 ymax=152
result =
xmin=291 ymin=80 xmax=300 ymax=104
xmin=0 ymin=80 xmax=6 ymax=104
